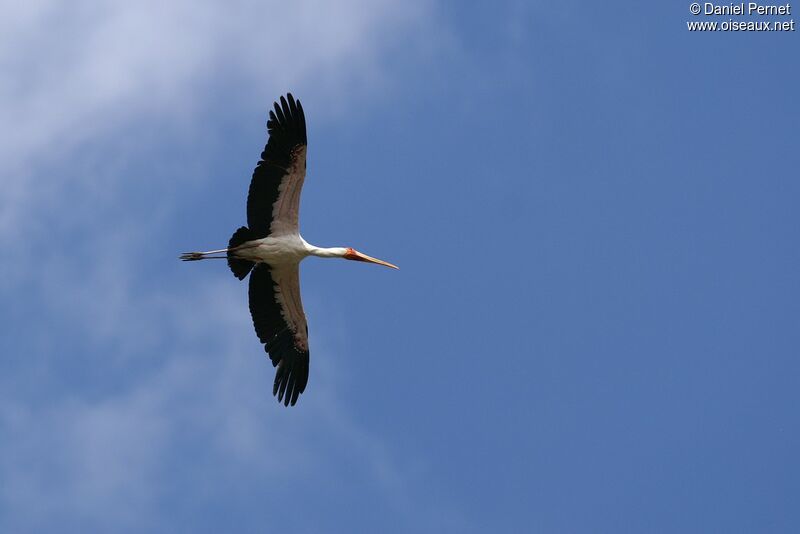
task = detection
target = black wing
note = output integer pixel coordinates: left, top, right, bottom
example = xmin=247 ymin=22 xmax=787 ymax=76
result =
xmin=246 ymin=93 xmax=308 ymax=238
xmin=248 ymin=263 xmax=310 ymax=406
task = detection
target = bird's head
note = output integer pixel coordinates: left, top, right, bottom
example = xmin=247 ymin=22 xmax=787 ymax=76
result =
xmin=343 ymin=247 xmax=399 ymax=269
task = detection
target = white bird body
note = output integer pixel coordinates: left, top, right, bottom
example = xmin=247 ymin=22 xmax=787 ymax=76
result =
xmin=181 ymin=93 xmax=396 ymax=406
xmin=234 ymin=234 xmax=315 ymax=266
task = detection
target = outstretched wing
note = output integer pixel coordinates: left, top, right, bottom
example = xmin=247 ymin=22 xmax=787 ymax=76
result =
xmin=247 ymin=93 xmax=308 ymax=238
xmin=248 ymin=263 xmax=310 ymax=406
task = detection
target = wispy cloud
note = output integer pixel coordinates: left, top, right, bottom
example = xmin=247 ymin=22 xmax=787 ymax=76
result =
xmin=0 ymin=262 xmax=434 ymax=531
xmin=0 ymin=0 xmax=434 ymax=239
xmin=0 ymin=2 xmax=461 ymax=532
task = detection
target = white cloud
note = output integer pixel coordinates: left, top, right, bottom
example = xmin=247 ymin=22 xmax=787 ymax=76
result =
xmin=0 ymin=271 xmax=422 ymax=531
xmin=0 ymin=0 xmax=435 ymax=239
xmin=0 ymin=2 xmax=453 ymax=531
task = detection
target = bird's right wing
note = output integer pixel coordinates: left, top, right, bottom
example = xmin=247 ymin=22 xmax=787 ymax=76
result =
xmin=248 ymin=263 xmax=310 ymax=406
xmin=246 ymin=94 xmax=308 ymax=238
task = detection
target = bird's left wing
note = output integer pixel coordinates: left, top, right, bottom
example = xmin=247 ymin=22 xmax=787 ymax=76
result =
xmin=246 ymin=93 xmax=308 ymax=238
xmin=248 ymin=263 xmax=310 ymax=406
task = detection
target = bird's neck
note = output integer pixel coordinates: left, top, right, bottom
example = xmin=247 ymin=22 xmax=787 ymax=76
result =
xmin=306 ymin=245 xmax=348 ymax=258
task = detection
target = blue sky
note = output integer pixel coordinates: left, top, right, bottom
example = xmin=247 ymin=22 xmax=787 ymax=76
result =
xmin=1 ymin=1 xmax=798 ymax=532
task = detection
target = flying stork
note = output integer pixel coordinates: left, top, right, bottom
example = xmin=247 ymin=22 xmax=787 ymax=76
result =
xmin=180 ymin=94 xmax=398 ymax=406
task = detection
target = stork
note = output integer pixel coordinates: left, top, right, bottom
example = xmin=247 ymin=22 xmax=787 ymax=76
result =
xmin=180 ymin=94 xmax=398 ymax=406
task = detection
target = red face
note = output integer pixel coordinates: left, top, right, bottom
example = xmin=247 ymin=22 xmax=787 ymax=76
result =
xmin=343 ymin=248 xmax=399 ymax=269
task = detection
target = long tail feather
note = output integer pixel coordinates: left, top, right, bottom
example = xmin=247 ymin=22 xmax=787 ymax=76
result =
xmin=180 ymin=250 xmax=229 ymax=261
